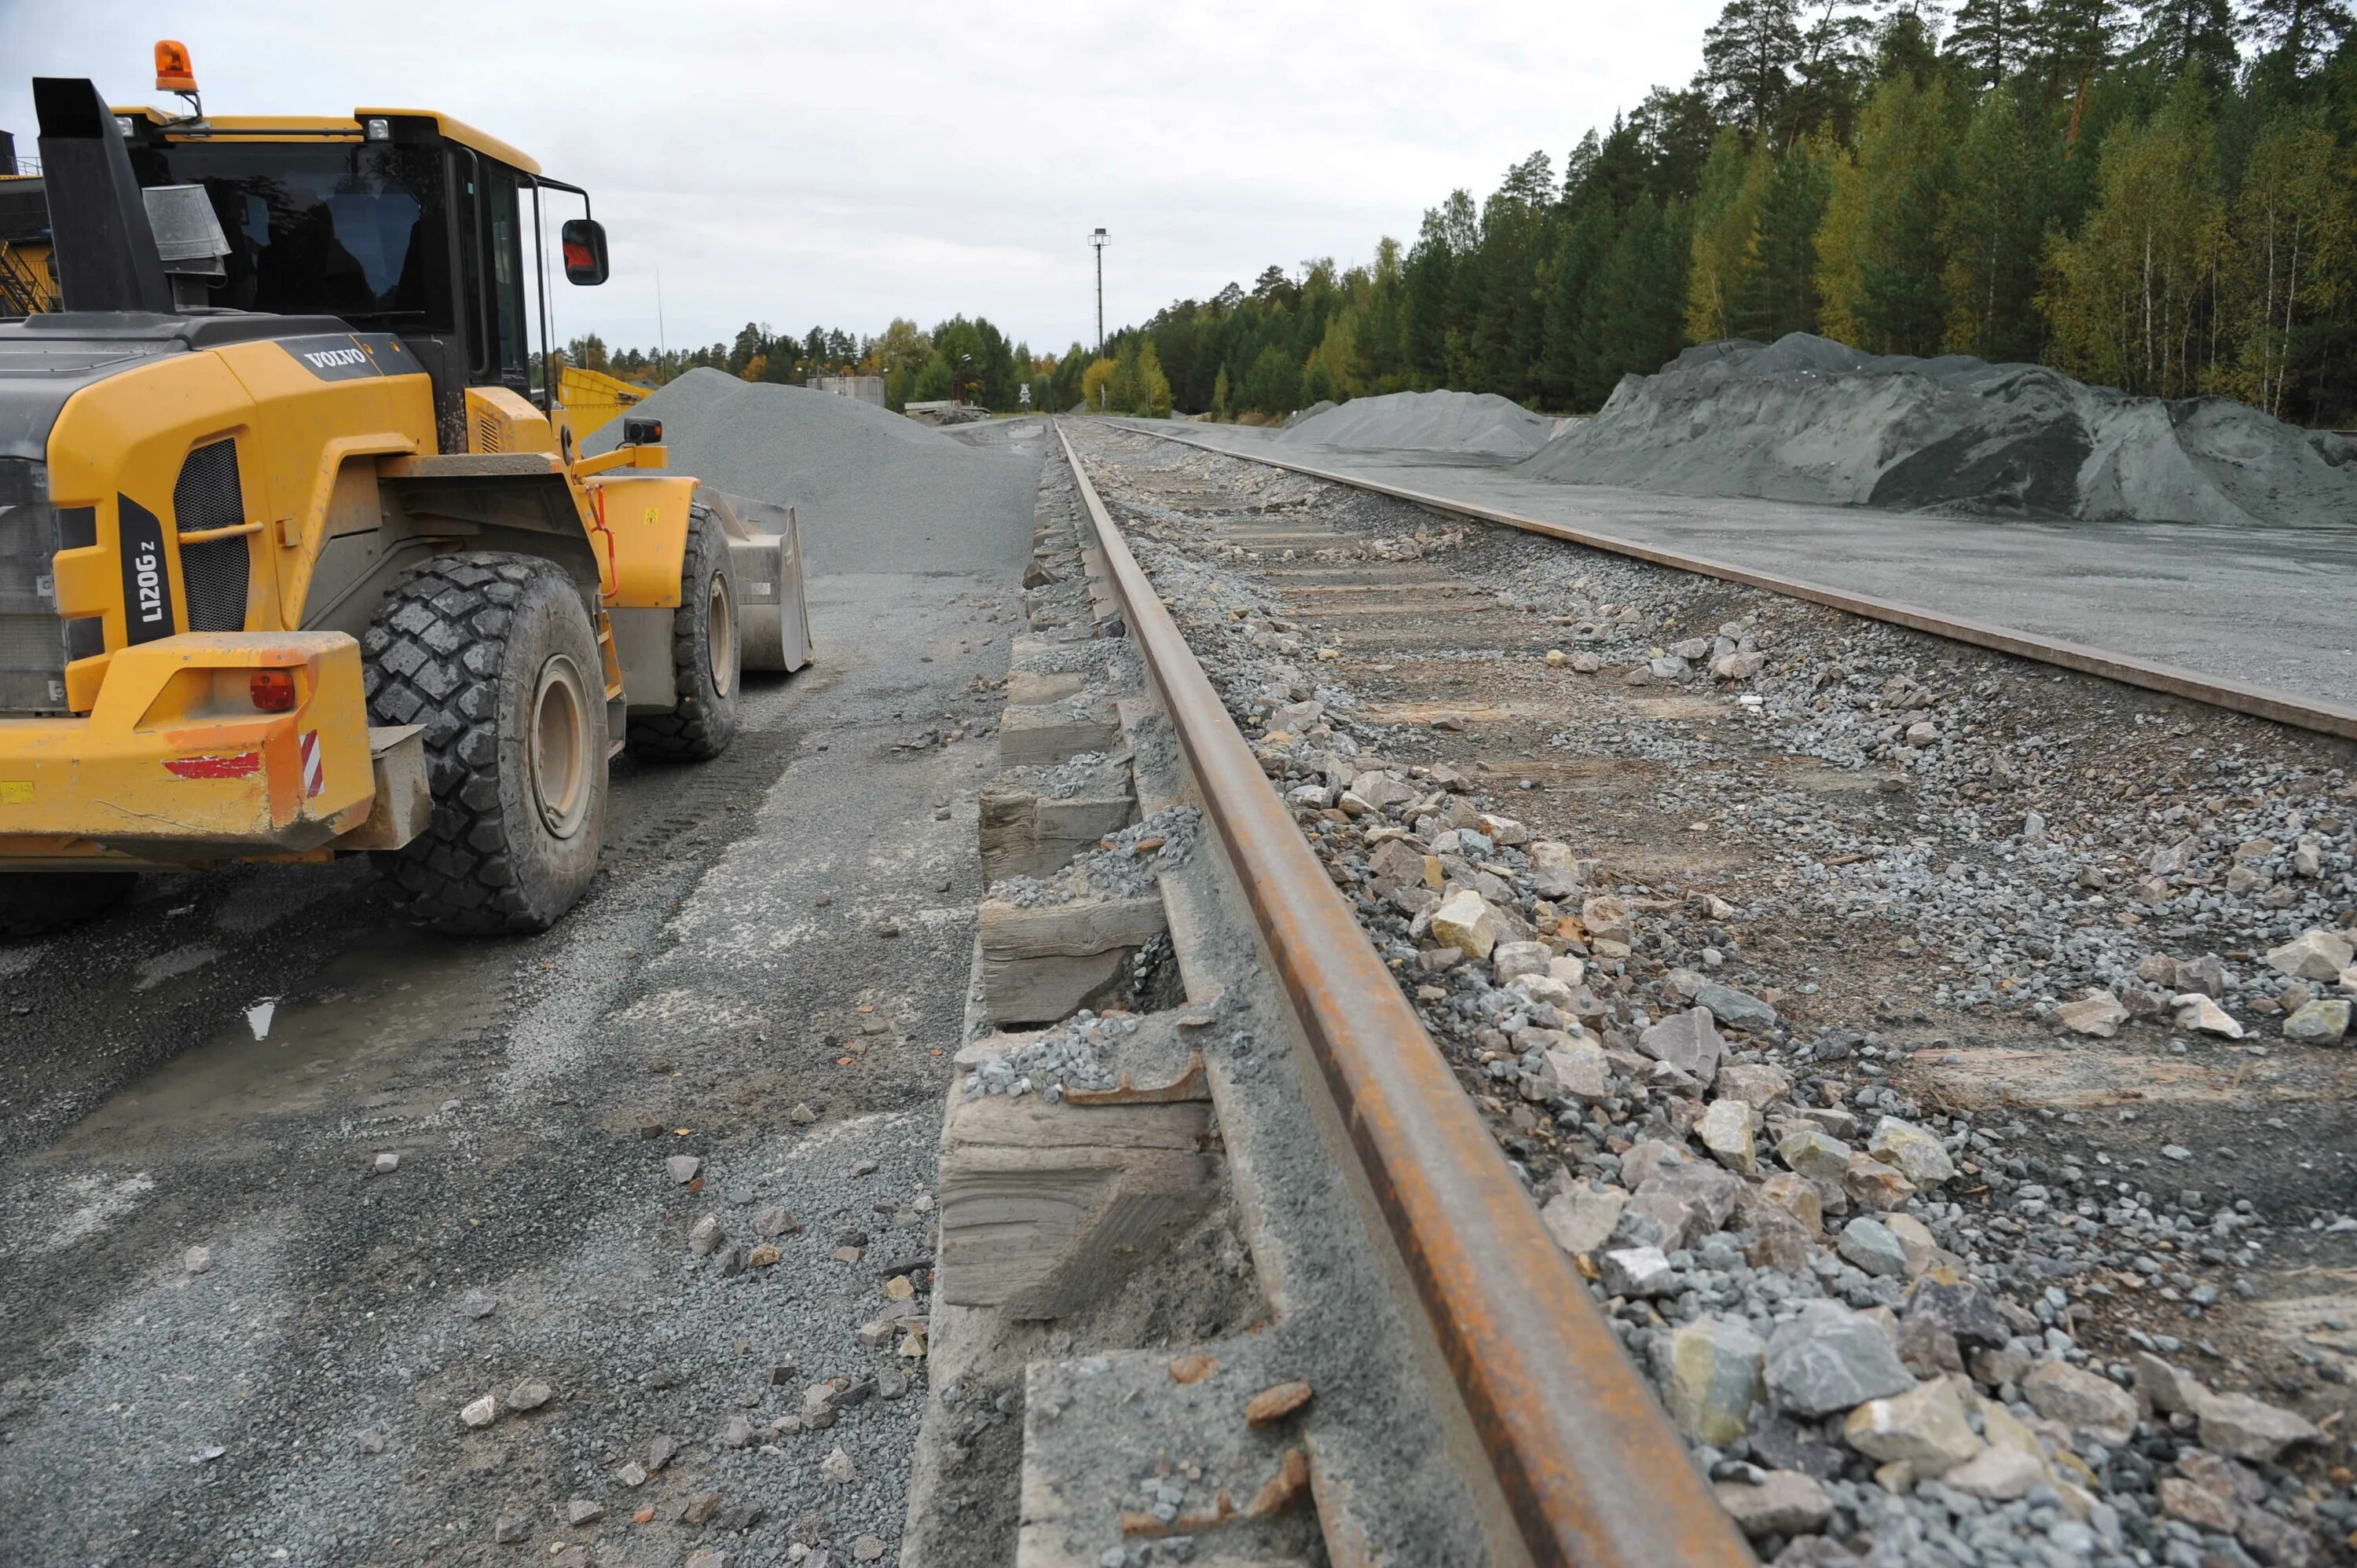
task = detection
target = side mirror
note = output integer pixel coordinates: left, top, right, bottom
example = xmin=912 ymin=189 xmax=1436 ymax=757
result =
xmin=561 ymin=218 xmax=609 ymax=285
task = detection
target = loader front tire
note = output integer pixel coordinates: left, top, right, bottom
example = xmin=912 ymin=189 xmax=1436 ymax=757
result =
xmin=363 ymin=553 xmax=607 ymax=936
xmin=0 ymin=871 xmax=135 ymax=936
xmin=624 ymin=505 xmax=740 ymax=763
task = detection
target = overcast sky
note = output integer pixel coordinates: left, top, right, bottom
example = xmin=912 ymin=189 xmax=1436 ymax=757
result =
xmin=0 ymin=0 xmax=1726 ymax=357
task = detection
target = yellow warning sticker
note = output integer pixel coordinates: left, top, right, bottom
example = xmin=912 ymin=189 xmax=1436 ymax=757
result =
xmin=0 ymin=781 xmax=30 ymax=804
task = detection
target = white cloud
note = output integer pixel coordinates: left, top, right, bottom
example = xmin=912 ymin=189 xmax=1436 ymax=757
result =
xmin=0 ymin=0 xmax=1724 ymax=354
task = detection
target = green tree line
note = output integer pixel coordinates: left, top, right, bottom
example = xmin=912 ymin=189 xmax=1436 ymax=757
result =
xmin=559 ymin=317 xmax=1078 ymax=414
xmin=1103 ymin=0 xmax=2357 ymax=424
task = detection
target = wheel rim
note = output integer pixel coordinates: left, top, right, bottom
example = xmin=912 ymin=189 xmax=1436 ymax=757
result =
xmin=706 ymin=570 xmax=736 ymax=698
xmin=530 ymin=652 xmax=594 ymax=840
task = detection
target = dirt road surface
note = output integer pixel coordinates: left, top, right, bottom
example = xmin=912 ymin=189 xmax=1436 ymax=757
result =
xmin=0 ymin=423 xmax=1043 ymax=1567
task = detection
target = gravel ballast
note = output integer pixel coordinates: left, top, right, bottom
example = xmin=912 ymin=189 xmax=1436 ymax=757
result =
xmin=1070 ymin=419 xmax=2356 ymax=1568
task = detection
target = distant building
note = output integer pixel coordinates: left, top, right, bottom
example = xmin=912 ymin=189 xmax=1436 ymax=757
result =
xmin=808 ymin=375 xmax=885 ymax=407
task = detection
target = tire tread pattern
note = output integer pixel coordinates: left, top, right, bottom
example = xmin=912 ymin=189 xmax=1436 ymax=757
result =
xmin=624 ymin=504 xmax=738 ymax=762
xmin=362 ymin=551 xmax=592 ymax=934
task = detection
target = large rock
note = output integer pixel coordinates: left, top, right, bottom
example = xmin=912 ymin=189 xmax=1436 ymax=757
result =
xmin=2266 ymin=929 xmax=2353 ymax=984
xmin=2022 ymin=1360 xmax=2139 ymax=1445
xmin=1835 ymin=1218 xmax=1908 ymax=1278
xmin=1866 ymin=1117 xmax=1955 ymax=1186
xmin=1712 ymin=1471 xmax=1831 ymax=1537
xmin=1695 ymin=982 xmax=1777 ymax=1031
xmin=1777 ymin=1127 xmax=1853 ymax=1182
xmin=1540 ymin=1039 xmax=1612 ymax=1101
xmin=1600 ymin=1245 xmax=1678 ymax=1299
xmin=1431 ymin=889 xmax=1504 ymax=960
xmin=2284 ymin=998 xmax=2351 ymax=1043
xmin=1653 ymin=1316 xmax=1767 ymax=1443
xmin=2172 ymin=993 xmax=2245 ymax=1039
xmin=1539 ymin=1181 xmax=1626 ymax=1256
xmin=1526 ymin=841 xmax=1590 ymax=899
xmin=1942 ymin=1442 xmax=2044 ymax=1501
xmin=1905 ymin=1279 xmax=2013 ymax=1350
xmin=1757 ymin=1173 xmax=1824 ymax=1234
xmin=1638 ymin=1007 xmax=1725 ymax=1087
xmin=1366 ymin=837 xmax=1438 ymax=894
xmin=1714 ymin=1063 xmax=1792 ymax=1110
xmin=2055 ymin=991 xmax=2129 ymax=1038
xmin=1628 ymin=1161 xmax=1743 ymax=1249
xmin=1882 ymin=1213 xmax=1940 ymax=1277
xmin=1488 ymin=941 xmax=1549 ymax=986
xmin=1842 ymin=1154 xmax=1918 ymax=1211
xmin=1710 ymin=650 xmax=1769 ymax=681
xmin=2196 ymin=1390 xmax=2322 ymax=1462
xmin=1842 ymin=1378 xmax=1983 ymax=1476
xmin=1579 ymin=895 xmax=1634 ymax=948
xmin=1696 ymin=1098 xmax=1760 ymax=1176
xmin=1765 ymin=1301 xmax=1915 ymax=1417
xmin=2129 ymin=1352 xmax=2207 ymax=1416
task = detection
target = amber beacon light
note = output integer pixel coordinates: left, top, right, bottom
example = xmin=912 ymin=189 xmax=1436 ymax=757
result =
xmin=153 ymin=39 xmax=197 ymax=94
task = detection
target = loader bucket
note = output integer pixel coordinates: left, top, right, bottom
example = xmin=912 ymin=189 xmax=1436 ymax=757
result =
xmin=698 ymin=488 xmax=812 ymax=673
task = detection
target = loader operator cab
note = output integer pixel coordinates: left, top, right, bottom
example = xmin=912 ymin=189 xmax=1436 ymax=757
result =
xmin=0 ymin=49 xmax=809 ymax=942
xmin=113 ymin=107 xmax=608 ymax=449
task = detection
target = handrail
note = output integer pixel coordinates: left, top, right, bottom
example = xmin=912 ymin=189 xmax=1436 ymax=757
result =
xmin=1055 ymin=422 xmax=1755 ymax=1568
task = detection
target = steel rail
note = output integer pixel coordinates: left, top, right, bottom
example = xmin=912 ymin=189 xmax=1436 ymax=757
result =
xmin=1055 ymin=424 xmax=1755 ymax=1568
xmin=1120 ymin=423 xmax=2357 ymax=746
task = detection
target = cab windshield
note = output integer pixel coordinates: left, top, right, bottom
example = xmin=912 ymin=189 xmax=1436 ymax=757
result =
xmin=126 ymin=140 xmax=451 ymax=329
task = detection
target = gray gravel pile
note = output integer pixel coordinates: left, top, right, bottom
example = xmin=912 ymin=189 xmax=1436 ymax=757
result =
xmin=1072 ymin=425 xmax=2355 ymax=1568
xmin=584 ymin=368 xmax=1037 ymax=574
xmin=987 ymin=805 xmax=1201 ymax=907
xmin=1282 ymin=390 xmax=1556 ymax=457
xmin=1520 ymin=334 xmax=2357 ymax=526
xmin=959 ymin=1009 xmax=1140 ymax=1101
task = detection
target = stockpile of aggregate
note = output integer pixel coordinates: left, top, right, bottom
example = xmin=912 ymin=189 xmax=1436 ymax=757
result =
xmin=1281 ymin=390 xmax=1556 ymax=456
xmin=1521 ymin=333 xmax=2357 ymax=527
xmin=584 ymin=368 xmax=1037 ymax=575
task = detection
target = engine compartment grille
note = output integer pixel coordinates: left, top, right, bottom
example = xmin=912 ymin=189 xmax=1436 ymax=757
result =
xmin=0 ymin=458 xmax=68 ymax=714
xmin=174 ymin=439 xmax=249 ymax=632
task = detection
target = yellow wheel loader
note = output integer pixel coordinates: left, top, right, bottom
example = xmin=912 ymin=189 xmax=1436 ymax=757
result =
xmin=0 ymin=53 xmax=811 ymax=936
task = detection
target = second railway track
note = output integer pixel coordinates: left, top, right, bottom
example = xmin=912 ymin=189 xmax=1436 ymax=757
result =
xmin=966 ymin=418 xmax=2357 ymax=1568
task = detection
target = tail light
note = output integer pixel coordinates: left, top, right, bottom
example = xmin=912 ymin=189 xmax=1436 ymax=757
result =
xmin=248 ymin=669 xmax=297 ymax=713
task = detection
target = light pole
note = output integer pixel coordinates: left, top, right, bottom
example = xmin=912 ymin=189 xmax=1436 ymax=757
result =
xmin=1089 ymin=228 xmax=1109 ymax=357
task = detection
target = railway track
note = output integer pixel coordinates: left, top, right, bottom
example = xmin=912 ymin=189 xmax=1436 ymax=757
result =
xmin=916 ymin=419 xmax=2357 ymax=1567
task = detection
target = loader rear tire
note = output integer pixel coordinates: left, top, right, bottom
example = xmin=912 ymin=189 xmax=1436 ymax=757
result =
xmin=0 ymin=871 xmax=135 ymax=936
xmin=362 ymin=552 xmax=607 ymax=936
xmin=624 ymin=505 xmax=740 ymax=763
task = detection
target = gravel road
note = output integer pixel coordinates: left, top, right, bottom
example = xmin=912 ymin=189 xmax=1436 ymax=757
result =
xmin=0 ymin=423 xmax=1043 ymax=1567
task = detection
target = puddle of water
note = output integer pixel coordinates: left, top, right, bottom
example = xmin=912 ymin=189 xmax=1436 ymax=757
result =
xmin=66 ymin=929 xmax=507 ymax=1152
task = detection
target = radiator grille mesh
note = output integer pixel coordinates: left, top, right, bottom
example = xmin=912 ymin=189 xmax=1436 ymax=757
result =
xmin=174 ymin=440 xmax=249 ymax=632
xmin=0 ymin=474 xmax=67 ymax=713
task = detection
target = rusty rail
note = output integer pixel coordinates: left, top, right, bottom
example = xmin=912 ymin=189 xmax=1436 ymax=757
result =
xmin=1122 ymin=422 xmax=2357 ymax=746
xmin=1055 ymin=424 xmax=1754 ymax=1568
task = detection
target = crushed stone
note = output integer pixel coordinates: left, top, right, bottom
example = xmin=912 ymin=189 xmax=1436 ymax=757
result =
xmin=1522 ymin=333 xmax=2357 ymax=527
xmin=583 ymin=369 xmax=1037 ymax=574
xmin=1284 ymin=390 xmax=1556 ymax=457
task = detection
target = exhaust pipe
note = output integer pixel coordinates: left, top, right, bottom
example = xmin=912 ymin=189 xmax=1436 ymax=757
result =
xmin=33 ymin=77 xmax=173 ymax=314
